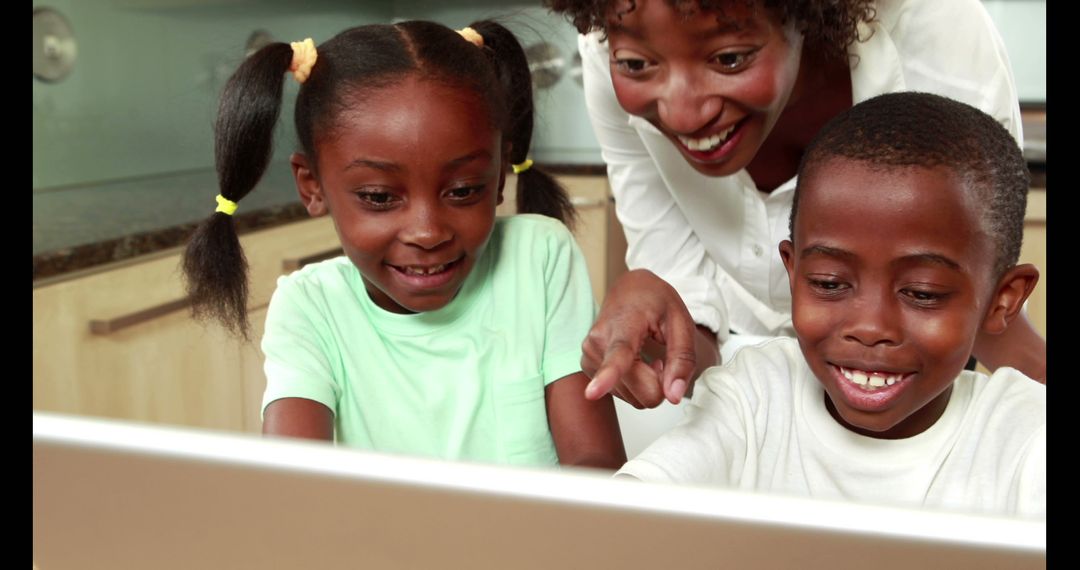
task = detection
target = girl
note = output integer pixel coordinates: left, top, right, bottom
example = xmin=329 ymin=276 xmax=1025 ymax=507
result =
xmin=182 ymin=20 xmax=626 ymax=469
xmin=544 ymin=0 xmax=1044 ymax=406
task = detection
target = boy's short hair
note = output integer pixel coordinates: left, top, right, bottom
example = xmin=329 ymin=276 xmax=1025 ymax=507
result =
xmin=791 ymin=91 xmax=1030 ymax=277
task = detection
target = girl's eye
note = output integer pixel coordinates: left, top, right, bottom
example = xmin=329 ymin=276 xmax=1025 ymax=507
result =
xmin=711 ymin=50 xmax=754 ymax=72
xmin=355 ymin=191 xmax=399 ymax=210
xmin=445 ymin=185 xmax=485 ymax=202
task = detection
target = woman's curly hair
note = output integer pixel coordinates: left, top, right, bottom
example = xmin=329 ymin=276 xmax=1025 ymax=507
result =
xmin=544 ymin=0 xmax=875 ymax=64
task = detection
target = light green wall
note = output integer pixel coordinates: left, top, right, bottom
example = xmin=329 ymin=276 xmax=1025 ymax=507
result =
xmin=33 ymin=0 xmax=393 ymax=190
xmin=390 ymin=1 xmax=603 ymax=164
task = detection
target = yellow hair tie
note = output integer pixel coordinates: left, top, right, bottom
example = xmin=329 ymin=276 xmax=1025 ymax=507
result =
xmin=511 ymin=159 xmax=534 ymax=174
xmin=215 ymin=194 xmax=239 ymax=216
xmin=457 ymin=27 xmax=484 ymax=48
xmin=289 ymin=38 xmax=318 ymax=84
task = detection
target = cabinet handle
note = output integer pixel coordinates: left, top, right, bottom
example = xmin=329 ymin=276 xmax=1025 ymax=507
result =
xmin=570 ymin=196 xmax=607 ymax=208
xmin=282 ymin=247 xmax=345 ymax=272
xmin=89 ymin=297 xmax=190 ymax=335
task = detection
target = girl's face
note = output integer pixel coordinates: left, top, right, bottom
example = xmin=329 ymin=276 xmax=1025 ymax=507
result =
xmin=294 ymin=77 xmax=505 ymax=314
xmin=605 ymin=0 xmax=803 ymax=177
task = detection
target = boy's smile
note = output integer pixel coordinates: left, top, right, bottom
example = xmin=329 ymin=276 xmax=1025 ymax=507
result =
xmin=780 ymin=158 xmax=1000 ymax=439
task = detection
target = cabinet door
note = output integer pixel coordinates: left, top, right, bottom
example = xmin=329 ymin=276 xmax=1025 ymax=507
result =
xmin=33 ymin=217 xmax=341 ymax=432
xmin=33 ymin=253 xmax=247 ymax=431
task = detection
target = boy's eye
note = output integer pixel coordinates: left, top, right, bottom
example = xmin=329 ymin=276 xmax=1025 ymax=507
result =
xmin=807 ymin=277 xmax=849 ymax=296
xmin=710 ymin=49 xmax=755 ymax=72
xmin=901 ymin=288 xmax=949 ymax=306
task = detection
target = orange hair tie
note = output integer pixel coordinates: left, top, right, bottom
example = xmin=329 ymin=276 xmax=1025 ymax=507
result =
xmin=289 ymin=38 xmax=318 ymax=84
xmin=457 ymin=27 xmax=484 ymax=48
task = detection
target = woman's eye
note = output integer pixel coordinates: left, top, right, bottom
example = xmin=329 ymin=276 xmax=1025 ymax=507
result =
xmin=614 ymin=58 xmax=649 ymax=74
xmin=711 ymin=50 xmax=753 ymax=71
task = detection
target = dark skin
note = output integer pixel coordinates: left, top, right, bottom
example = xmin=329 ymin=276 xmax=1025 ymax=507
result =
xmin=582 ymin=7 xmax=1045 ymax=406
xmin=263 ymin=79 xmax=626 ymax=469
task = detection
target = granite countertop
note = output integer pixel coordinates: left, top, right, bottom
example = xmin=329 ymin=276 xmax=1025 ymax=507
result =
xmin=32 ymin=162 xmax=608 ymax=283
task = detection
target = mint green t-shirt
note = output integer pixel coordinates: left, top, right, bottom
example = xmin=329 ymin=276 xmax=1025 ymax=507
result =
xmin=261 ymin=215 xmax=596 ymax=466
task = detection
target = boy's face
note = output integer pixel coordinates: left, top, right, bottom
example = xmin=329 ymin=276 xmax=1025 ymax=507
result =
xmin=780 ymin=158 xmax=998 ymax=439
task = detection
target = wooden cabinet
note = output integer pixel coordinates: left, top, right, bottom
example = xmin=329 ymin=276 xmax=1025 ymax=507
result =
xmin=1021 ymin=189 xmax=1046 ymax=337
xmin=33 ymin=217 xmax=341 ymax=434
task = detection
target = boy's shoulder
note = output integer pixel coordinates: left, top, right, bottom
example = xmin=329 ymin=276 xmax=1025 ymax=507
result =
xmin=958 ymin=366 xmax=1045 ymax=431
xmin=697 ymin=337 xmax=810 ymax=399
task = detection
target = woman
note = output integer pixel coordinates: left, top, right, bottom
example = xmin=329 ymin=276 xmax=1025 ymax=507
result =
xmin=545 ymin=0 xmax=1045 ymax=407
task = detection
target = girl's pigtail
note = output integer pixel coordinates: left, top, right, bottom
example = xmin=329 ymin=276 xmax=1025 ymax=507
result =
xmin=469 ymin=20 xmax=577 ymax=229
xmin=182 ymin=43 xmax=295 ymax=338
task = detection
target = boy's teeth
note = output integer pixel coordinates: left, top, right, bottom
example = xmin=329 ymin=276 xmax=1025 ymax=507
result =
xmin=839 ymin=366 xmax=903 ymax=391
xmin=678 ymin=125 xmax=735 ymax=152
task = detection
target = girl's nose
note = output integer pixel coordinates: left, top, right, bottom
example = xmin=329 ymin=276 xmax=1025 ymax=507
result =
xmin=400 ymin=204 xmax=453 ymax=250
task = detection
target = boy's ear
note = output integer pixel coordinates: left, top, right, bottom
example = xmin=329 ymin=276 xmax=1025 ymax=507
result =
xmin=779 ymin=240 xmax=797 ymax=289
xmin=981 ymin=263 xmax=1040 ymax=335
xmin=291 ymin=152 xmax=328 ymax=217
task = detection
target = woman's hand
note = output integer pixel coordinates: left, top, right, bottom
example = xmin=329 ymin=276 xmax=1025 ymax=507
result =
xmin=581 ymin=270 xmax=715 ymax=408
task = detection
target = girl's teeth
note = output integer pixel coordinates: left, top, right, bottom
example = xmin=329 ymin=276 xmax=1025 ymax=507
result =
xmin=403 ymin=264 xmax=446 ymax=275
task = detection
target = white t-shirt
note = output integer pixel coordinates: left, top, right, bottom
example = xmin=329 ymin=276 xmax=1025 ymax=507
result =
xmin=617 ymin=338 xmax=1046 ymax=519
xmin=579 ymin=0 xmax=1023 ymax=339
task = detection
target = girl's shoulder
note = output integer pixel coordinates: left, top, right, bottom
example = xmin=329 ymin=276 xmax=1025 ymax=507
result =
xmin=493 ymin=214 xmax=576 ymax=249
xmin=272 ymin=255 xmax=358 ymax=300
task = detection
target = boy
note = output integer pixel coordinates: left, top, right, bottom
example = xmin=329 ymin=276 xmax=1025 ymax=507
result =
xmin=616 ymin=92 xmax=1046 ymax=519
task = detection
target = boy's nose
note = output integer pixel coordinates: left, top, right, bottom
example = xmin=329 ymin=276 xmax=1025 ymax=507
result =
xmin=656 ymin=72 xmax=723 ymax=134
xmin=841 ymin=293 xmax=902 ymax=348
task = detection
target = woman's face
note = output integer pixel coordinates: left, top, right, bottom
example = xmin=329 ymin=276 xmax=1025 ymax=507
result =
xmin=605 ymin=0 xmax=804 ymax=177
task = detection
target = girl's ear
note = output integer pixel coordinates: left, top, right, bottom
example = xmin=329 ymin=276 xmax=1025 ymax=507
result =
xmin=981 ymin=263 xmax=1040 ymax=335
xmin=497 ymin=141 xmax=512 ymax=206
xmin=291 ymin=152 xmax=328 ymax=217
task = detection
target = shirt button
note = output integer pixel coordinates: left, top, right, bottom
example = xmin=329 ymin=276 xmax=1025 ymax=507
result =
xmin=752 ymin=244 xmax=764 ymax=257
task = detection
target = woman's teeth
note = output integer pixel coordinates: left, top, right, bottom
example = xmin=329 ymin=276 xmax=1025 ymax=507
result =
xmin=678 ymin=124 xmax=735 ymax=152
xmin=839 ymin=366 xmax=904 ymax=390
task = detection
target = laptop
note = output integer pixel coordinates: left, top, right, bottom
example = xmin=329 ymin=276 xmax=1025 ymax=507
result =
xmin=34 ymin=412 xmax=1045 ymax=569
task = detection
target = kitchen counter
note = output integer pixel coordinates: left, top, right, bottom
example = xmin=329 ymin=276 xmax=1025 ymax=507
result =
xmin=32 ymin=162 xmax=608 ymax=283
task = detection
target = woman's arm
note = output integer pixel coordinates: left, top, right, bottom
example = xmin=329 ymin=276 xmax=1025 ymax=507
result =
xmin=263 ymin=397 xmax=334 ymax=441
xmin=546 ymin=372 xmax=626 ymax=470
xmin=973 ymin=313 xmax=1046 ymax=383
xmin=581 ymin=270 xmax=718 ymax=408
